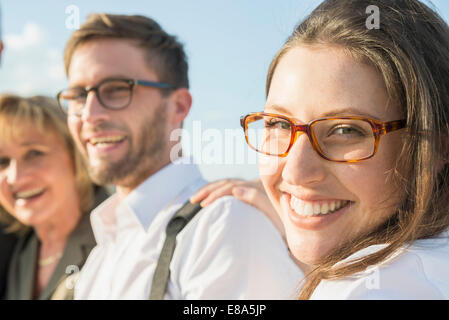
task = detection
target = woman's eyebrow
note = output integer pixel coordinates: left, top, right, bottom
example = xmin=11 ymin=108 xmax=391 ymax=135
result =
xmin=20 ymin=142 xmax=47 ymax=147
xmin=321 ymin=108 xmax=382 ymax=120
xmin=264 ymin=105 xmax=294 ymax=116
xmin=266 ymin=105 xmax=383 ymax=121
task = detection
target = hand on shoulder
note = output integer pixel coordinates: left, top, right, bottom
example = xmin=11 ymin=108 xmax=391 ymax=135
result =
xmin=190 ymin=178 xmax=285 ymax=240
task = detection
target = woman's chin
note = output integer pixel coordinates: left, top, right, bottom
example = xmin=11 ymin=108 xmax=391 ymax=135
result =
xmin=284 ymin=230 xmax=335 ymax=267
xmin=13 ymin=209 xmax=51 ymax=228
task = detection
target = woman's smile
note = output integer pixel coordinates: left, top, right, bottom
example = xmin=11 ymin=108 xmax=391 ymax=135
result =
xmin=282 ymin=192 xmax=353 ymax=230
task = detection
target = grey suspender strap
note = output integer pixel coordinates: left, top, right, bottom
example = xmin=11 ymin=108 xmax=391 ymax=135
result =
xmin=149 ymin=200 xmax=202 ymax=300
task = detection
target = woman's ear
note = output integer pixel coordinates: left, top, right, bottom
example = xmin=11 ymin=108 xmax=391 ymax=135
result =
xmin=437 ymin=131 xmax=449 ymax=173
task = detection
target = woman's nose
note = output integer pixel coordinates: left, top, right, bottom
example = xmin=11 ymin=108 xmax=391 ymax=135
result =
xmin=282 ymin=132 xmax=327 ymax=187
xmin=5 ymin=160 xmax=30 ymax=186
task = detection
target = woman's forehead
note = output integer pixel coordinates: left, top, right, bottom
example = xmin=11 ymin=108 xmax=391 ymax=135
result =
xmin=266 ymin=45 xmax=401 ymax=122
xmin=0 ymin=117 xmax=60 ymax=147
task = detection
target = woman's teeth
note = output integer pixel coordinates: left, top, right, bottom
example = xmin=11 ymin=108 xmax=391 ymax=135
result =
xmin=15 ymin=188 xmax=45 ymax=199
xmin=290 ymin=196 xmax=350 ymax=217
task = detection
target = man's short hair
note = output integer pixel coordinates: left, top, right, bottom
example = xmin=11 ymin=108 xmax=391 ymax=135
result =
xmin=64 ymin=13 xmax=189 ymax=89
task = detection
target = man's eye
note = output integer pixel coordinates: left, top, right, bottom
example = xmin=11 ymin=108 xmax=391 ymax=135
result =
xmin=101 ymin=85 xmax=130 ymax=97
xmin=64 ymin=89 xmax=87 ymax=101
xmin=73 ymin=91 xmax=87 ymax=101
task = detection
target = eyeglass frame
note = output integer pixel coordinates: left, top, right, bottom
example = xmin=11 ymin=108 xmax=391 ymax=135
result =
xmin=56 ymin=78 xmax=175 ymax=116
xmin=240 ymin=112 xmax=407 ymax=163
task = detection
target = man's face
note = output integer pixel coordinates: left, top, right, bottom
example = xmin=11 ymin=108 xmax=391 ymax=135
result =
xmin=67 ymin=39 xmax=172 ymax=191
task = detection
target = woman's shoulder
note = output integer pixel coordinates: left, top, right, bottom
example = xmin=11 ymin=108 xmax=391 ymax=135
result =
xmin=311 ymin=232 xmax=449 ymax=299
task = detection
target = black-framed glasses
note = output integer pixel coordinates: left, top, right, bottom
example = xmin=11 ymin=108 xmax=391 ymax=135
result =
xmin=56 ymin=78 xmax=175 ymax=116
xmin=240 ymin=112 xmax=407 ymax=162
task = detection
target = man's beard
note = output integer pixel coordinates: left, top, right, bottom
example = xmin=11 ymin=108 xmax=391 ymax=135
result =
xmin=86 ymin=101 xmax=168 ymax=189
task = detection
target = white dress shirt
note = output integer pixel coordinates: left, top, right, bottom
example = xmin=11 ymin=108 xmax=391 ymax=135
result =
xmin=75 ymin=159 xmax=302 ymax=299
xmin=311 ymin=230 xmax=449 ymax=299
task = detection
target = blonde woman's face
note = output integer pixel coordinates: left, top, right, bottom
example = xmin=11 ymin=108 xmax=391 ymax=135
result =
xmin=260 ymin=45 xmax=406 ymax=265
xmin=0 ymin=126 xmax=79 ymax=227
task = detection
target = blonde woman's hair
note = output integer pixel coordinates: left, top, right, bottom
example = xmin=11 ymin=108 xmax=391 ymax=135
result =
xmin=266 ymin=0 xmax=449 ymax=299
xmin=0 ymin=94 xmax=94 ymax=234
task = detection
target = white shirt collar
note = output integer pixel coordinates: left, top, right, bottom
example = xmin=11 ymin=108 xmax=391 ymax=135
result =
xmin=90 ymin=157 xmax=202 ymax=243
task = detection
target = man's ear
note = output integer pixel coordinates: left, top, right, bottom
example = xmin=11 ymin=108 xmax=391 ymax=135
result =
xmin=168 ymin=88 xmax=192 ymax=126
xmin=0 ymin=41 xmax=4 ymax=65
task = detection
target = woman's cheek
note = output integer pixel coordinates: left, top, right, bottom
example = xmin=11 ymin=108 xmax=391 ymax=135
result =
xmin=259 ymin=157 xmax=285 ymax=212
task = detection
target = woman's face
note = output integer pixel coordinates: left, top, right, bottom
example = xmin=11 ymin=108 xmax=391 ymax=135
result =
xmin=0 ymin=125 xmax=79 ymax=227
xmin=260 ymin=45 xmax=405 ymax=265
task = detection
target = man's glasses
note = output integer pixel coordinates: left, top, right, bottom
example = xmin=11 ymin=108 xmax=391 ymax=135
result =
xmin=240 ymin=112 xmax=407 ymax=163
xmin=57 ymin=78 xmax=174 ymax=116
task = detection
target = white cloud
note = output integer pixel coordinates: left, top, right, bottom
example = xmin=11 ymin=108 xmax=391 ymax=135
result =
xmin=4 ymin=23 xmax=46 ymax=50
xmin=0 ymin=22 xmax=66 ymax=97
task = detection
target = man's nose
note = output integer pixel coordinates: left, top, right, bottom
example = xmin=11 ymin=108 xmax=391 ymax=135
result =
xmin=80 ymin=90 xmax=109 ymax=124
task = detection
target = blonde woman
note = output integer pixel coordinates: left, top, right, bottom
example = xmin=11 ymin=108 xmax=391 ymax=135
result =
xmin=0 ymin=94 xmax=108 ymax=299
xmin=192 ymin=0 xmax=449 ymax=299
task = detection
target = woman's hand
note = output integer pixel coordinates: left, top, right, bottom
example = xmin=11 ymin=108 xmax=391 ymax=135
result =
xmin=190 ymin=179 xmax=286 ymax=240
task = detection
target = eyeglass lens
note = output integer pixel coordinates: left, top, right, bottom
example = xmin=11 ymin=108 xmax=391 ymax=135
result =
xmin=245 ymin=115 xmax=375 ymax=161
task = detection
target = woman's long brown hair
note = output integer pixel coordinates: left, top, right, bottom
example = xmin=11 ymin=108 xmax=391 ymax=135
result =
xmin=266 ymin=0 xmax=449 ymax=299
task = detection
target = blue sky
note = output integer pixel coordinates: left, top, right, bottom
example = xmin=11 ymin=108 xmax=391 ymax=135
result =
xmin=1 ymin=0 xmax=448 ymax=181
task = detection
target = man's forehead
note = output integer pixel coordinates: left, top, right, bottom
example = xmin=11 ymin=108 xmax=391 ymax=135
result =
xmin=68 ymin=39 xmax=157 ymax=85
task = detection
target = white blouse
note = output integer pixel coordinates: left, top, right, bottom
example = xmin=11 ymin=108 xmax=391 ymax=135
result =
xmin=311 ymin=231 xmax=449 ymax=299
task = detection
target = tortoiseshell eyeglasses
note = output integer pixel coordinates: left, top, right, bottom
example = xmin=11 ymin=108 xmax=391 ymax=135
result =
xmin=240 ymin=112 xmax=407 ymax=163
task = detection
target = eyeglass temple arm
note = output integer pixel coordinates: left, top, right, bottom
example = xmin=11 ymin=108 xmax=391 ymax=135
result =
xmin=378 ymin=119 xmax=407 ymax=135
xmin=135 ymin=80 xmax=174 ymax=89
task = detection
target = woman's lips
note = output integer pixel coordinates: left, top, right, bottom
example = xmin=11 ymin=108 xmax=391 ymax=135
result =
xmin=15 ymin=188 xmax=47 ymax=207
xmin=282 ymin=193 xmax=353 ymax=230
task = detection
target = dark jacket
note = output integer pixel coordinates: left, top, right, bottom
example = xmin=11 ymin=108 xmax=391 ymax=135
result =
xmin=0 ymin=224 xmax=18 ymax=299
xmin=4 ymin=186 xmax=109 ymax=300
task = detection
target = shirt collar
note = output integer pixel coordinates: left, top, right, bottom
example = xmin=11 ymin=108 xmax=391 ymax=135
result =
xmin=91 ymin=157 xmax=202 ymax=242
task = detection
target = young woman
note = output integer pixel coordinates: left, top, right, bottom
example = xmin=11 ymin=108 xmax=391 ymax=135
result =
xmin=192 ymin=0 xmax=449 ymax=299
xmin=0 ymin=94 xmax=108 ymax=299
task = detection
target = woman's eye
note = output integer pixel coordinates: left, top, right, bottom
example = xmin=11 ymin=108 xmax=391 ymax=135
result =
xmin=331 ymin=126 xmax=366 ymax=137
xmin=0 ymin=157 xmax=10 ymax=169
xmin=266 ymin=119 xmax=291 ymax=130
xmin=25 ymin=150 xmax=44 ymax=159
